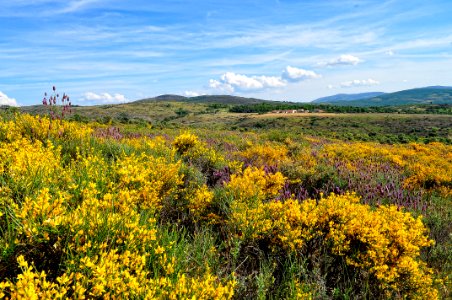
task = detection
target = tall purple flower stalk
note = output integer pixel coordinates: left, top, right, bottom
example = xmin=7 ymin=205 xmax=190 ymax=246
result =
xmin=42 ymin=86 xmax=72 ymax=122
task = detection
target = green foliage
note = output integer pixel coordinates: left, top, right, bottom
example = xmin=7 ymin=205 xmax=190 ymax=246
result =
xmin=175 ymin=108 xmax=190 ymax=117
xmin=229 ymin=102 xmax=452 ymax=114
xmin=69 ymin=113 xmax=89 ymax=123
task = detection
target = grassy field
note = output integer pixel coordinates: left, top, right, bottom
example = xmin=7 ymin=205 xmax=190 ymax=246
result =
xmin=228 ymin=113 xmax=452 ymax=144
xmin=11 ymin=101 xmax=452 ymax=144
xmin=0 ymin=104 xmax=451 ymax=298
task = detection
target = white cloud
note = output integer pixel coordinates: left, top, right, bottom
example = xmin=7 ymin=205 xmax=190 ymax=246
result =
xmin=208 ymin=79 xmax=234 ymax=93
xmin=209 ymin=67 xmax=321 ymax=94
xmin=254 ymin=75 xmax=287 ymax=88
xmin=221 ymin=72 xmax=264 ymax=90
xmin=209 ymin=72 xmax=286 ymax=93
xmin=81 ymin=92 xmax=127 ymax=103
xmin=282 ymin=66 xmax=321 ymax=82
xmin=0 ymin=91 xmax=18 ymax=106
xmin=184 ymin=91 xmax=204 ymax=97
xmin=327 ymin=84 xmax=334 ymax=89
xmin=340 ymin=78 xmax=380 ymax=88
xmin=322 ymin=54 xmax=362 ymax=66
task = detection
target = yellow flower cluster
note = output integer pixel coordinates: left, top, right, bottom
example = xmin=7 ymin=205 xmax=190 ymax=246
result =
xmin=308 ymin=193 xmax=436 ymax=298
xmin=114 ymin=153 xmax=183 ymax=210
xmin=173 ymin=132 xmax=199 ymax=154
xmin=188 ymin=185 xmax=214 ymax=220
xmin=226 ymin=167 xmax=286 ymax=240
xmin=173 ymin=132 xmax=226 ymax=171
xmin=10 ymin=188 xmax=66 ymax=242
xmin=227 ymin=166 xmax=285 ymax=201
xmin=168 ymin=271 xmax=236 ymax=300
xmin=290 ymin=280 xmax=314 ymax=300
xmin=0 ymin=256 xmax=69 ymax=299
xmin=239 ymin=143 xmax=288 ymax=167
xmin=0 ymin=138 xmax=63 ymax=188
xmin=293 ymin=148 xmax=318 ymax=172
xmin=0 ymin=113 xmax=92 ymax=142
xmin=227 ymin=191 xmax=438 ymax=298
xmin=1 ymin=254 xmax=235 ymax=300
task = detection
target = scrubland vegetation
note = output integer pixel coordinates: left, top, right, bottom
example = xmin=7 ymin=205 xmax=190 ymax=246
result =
xmin=0 ymin=111 xmax=451 ymax=299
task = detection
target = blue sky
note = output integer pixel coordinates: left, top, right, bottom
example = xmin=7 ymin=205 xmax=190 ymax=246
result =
xmin=1 ymin=0 xmax=452 ymax=106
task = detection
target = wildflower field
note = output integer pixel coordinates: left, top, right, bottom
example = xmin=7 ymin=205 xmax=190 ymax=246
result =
xmin=0 ymin=112 xmax=451 ymax=299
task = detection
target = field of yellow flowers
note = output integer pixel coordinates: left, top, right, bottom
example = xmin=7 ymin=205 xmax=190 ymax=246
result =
xmin=0 ymin=113 xmax=450 ymax=299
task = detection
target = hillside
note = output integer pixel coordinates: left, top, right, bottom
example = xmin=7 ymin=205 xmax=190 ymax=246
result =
xmin=135 ymin=94 xmax=275 ymax=105
xmin=15 ymin=94 xmax=277 ymax=125
xmin=312 ymin=92 xmax=385 ymax=103
xmin=7 ymin=87 xmax=452 ymax=127
xmin=324 ymin=87 xmax=452 ymax=107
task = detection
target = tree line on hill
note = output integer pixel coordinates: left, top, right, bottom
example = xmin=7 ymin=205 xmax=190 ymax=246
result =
xmin=229 ymin=103 xmax=452 ymax=114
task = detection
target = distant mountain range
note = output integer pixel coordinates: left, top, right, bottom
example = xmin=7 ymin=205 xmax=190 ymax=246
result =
xmin=312 ymin=86 xmax=452 ymax=107
xmin=131 ymin=86 xmax=452 ymax=107
xmin=312 ymin=92 xmax=386 ymax=103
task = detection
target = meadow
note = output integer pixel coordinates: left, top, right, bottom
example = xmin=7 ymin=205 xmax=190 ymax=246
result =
xmin=15 ymin=98 xmax=452 ymax=144
xmin=0 ymin=108 xmax=451 ymax=299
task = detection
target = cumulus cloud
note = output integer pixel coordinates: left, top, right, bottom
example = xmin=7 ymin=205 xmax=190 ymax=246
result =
xmin=282 ymin=66 xmax=321 ymax=82
xmin=322 ymin=54 xmax=362 ymax=66
xmin=209 ymin=79 xmax=234 ymax=93
xmin=254 ymin=75 xmax=287 ymax=88
xmin=0 ymin=91 xmax=18 ymax=106
xmin=221 ymin=72 xmax=264 ymax=90
xmin=209 ymin=66 xmax=322 ymax=93
xmin=82 ymin=92 xmax=127 ymax=104
xmin=209 ymin=72 xmax=286 ymax=93
xmin=340 ymin=78 xmax=380 ymax=88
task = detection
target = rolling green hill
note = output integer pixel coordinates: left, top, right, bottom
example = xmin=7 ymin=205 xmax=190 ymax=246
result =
xmin=4 ymin=86 xmax=452 ymax=126
xmin=312 ymin=92 xmax=385 ymax=103
xmin=136 ymin=86 xmax=452 ymax=108
xmin=135 ymin=94 xmax=275 ymax=105
xmin=322 ymin=87 xmax=452 ymax=106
